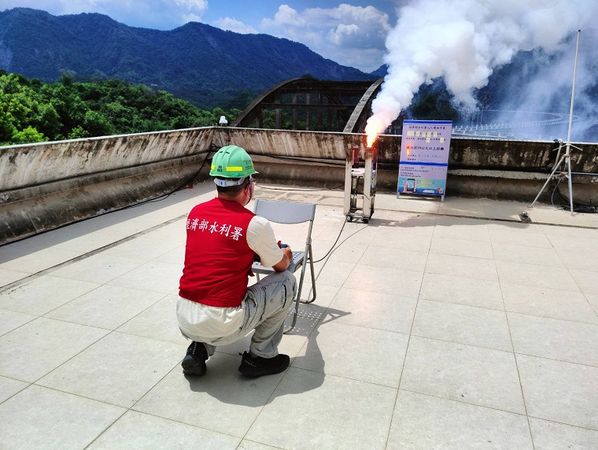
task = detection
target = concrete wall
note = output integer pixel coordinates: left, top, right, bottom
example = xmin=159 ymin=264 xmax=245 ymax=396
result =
xmin=221 ymin=127 xmax=598 ymax=200
xmin=1 ymin=128 xmax=214 ymax=244
xmin=1 ymin=126 xmax=597 ymax=245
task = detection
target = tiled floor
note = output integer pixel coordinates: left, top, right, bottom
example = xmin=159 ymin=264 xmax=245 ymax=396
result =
xmin=1 ymin=183 xmax=598 ymax=449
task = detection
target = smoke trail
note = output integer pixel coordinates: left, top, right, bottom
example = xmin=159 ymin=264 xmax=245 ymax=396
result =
xmin=366 ymin=0 xmax=598 ymax=145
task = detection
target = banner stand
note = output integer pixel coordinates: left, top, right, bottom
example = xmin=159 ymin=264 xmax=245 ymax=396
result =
xmin=397 ymin=120 xmax=452 ymax=202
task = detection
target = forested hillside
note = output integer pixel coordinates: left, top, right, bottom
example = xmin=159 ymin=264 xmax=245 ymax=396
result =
xmin=0 ymin=71 xmax=238 ymax=145
xmin=0 ymin=8 xmax=372 ymax=108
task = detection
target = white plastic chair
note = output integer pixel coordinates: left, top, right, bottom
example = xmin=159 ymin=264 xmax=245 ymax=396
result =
xmin=251 ymin=199 xmax=317 ymax=331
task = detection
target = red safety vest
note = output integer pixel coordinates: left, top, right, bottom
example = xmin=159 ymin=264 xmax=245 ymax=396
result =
xmin=179 ymin=197 xmax=255 ymax=307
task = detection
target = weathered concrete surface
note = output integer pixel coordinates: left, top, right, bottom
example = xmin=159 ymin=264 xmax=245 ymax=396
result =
xmin=0 ymin=127 xmax=214 ymax=190
xmin=1 ymin=126 xmax=597 ymax=245
xmin=1 ymin=128 xmax=214 ymax=244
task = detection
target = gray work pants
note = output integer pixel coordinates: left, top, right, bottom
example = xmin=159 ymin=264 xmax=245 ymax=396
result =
xmin=188 ymin=271 xmax=297 ymax=358
xmin=240 ymin=270 xmax=297 ymax=358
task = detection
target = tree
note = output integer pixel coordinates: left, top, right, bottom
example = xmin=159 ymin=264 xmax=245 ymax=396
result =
xmin=11 ymin=126 xmax=46 ymax=144
xmin=0 ymin=72 xmax=242 ymax=144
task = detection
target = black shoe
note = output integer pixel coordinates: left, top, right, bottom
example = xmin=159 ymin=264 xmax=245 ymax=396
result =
xmin=182 ymin=342 xmax=208 ymax=376
xmin=238 ymin=351 xmax=290 ymax=378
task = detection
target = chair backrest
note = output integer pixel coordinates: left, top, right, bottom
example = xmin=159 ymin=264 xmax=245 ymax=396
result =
xmin=254 ymin=199 xmax=316 ymax=224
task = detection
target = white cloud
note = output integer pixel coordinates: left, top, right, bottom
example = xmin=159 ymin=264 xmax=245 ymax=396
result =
xmin=261 ymin=3 xmax=389 ymax=72
xmin=0 ymin=0 xmax=208 ymax=29
xmin=214 ymin=17 xmax=256 ymax=34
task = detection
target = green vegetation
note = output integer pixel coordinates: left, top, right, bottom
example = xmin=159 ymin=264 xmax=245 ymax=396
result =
xmin=0 ymin=71 xmax=241 ymax=145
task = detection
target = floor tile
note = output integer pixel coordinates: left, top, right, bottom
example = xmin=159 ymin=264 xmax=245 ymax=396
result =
xmin=517 ymin=354 xmax=598 ymax=429
xmin=420 ymin=272 xmax=503 ymax=310
xmin=0 ymin=268 xmax=28 ymax=287
xmin=529 ymin=417 xmax=598 ymax=450
xmin=0 ymin=375 xmax=28 ymax=403
xmin=548 ymin=235 xmax=598 ymax=254
xmin=46 ymin=285 xmax=165 ymax=330
xmin=134 ymin=353 xmax=283 ymax=437
xmin=432 ymin=227 xmax=492 ymax=243
xmin=238 ymin=440 xmax=281 ymax=450
xmin=0 ymin=246 xmax=83 ymax=274
xmin=317 ymin=242 xmax=367 ymax=266
xmin=49 ymin=253 xmax=142 ymax=284
xmin=312 ymin=261 xmax=355 ymax=287
xmin=88 ymin=410 xmax=240 ymax=449
xmin=369 ymin=221 xmax=436 ymax=243
xmin=492 ymin=242 xmax=562 ymax=267
xmin=343 ymin=264 xmax=423 ymax=298
xmin=496 ymin=261 xmax=578 ymax=291
xmin=0 ymin=275 xmax=99 ymax=315
xmin=430 ymin=237 xmax=493 ymax=259
xmin=569 ymin=269 xmax=598 ymax=295
xmin=0 ymin=309 xmax=35 ymax=335
xmin=554 ymin=248 xmax=598 ymax=273
xmin=587 ymin=294 xmax=598 ymax=314
xmin=426 ymin=253 xmax=498 ymax=281
xmin=501 ymin=283 xmax=598 ymax=324
xmin=360 ymin=246 xmax=428 ymax=271
xmin=246 ymin=368 xmax=396 ymax=450
xmin=39 ymin=332 xmax=184 ymax=407
xmin=489 ymin=226 xmax=552 ymax=248
xmin=387 ymin=390 xmax=532 ymax=449
xmin=117 ymin=294 xmax=187 ymax=345
xmin=368 ymin=231 xmax=432 ymax=252
xmin=401 ymin=336 xmax=525 ymax=413
xmin=0 ymin=317 xmax=107 ymax=381
xmin=433 ymin=218 xmax=490 ymax=242
xmin=102 ymin=235 xmax=181 ymax=261
xmin=329 ymin=287 xmax=417 ymax=333
xmin=289 ymin=282 xmax=339 ymax=308
xmin=292 ymin=322 xmax=408 ymax=387
xmin=108 ymin=260 xmax=182 ymax=294
xmin=509 ymin=313 xmax=598 ymax=367
xmin=144 ymin=224 xmax=187 ymax=247
xmin=0 ymin=385 xmax=124 ymax=450
xmin=412 ymin=300 xmax=512 ymax=351
xmin=541 ymin=225 xmax=598 ymax=241
xmin=155 ymin=245 xmax=186 ymax=265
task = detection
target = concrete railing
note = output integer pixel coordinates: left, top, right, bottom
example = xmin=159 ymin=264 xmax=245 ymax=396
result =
xmin=1 ymin=126 xmax=597 ymax=244
xmin=0 ymin=127 xmax=215 ymax=244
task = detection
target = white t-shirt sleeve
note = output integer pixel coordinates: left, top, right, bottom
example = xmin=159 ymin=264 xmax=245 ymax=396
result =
xmin=247 ymin=216 xmax=284 ymax=268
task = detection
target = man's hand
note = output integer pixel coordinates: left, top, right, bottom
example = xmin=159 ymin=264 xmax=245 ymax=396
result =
xmin=272 ymin=246 xmax=293 ymax=272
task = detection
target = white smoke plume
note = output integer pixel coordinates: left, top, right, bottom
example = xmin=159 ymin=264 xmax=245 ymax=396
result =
xmin=491 ymin=26 xmax=598 ymax=141
xmin=366 ymin=0 xmax=598 ymax=145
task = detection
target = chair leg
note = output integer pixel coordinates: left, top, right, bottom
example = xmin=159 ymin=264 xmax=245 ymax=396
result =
xmin=285 ymin=259 xmax=308 ymax=333
xmin=302 ymin=245 xmax=317 ymax=304
xmin=286 ymin=288 xmax=301 ymax=333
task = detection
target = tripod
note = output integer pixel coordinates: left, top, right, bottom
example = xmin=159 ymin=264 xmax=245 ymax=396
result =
xmin=530 ymin=29 xmax=582 ymax=215
xmin=530 ymin=140 xmax=582 ymax=213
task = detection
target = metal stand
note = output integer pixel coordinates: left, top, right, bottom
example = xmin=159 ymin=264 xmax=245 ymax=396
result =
xmin=530 ymin=140 xmax=583 ymax=213
xmin=344 ymin=145 xmax=377 ymax=223
xmin=530 ymin=29 xmax=582 ymax=215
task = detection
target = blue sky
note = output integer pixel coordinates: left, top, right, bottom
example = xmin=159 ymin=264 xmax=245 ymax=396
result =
xmin=0 ymin=1 xmax=400 ymax=71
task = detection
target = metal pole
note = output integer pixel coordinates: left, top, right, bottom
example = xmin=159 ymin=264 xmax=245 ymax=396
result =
xmin=565 ymin=29 xmax=581 ymax=214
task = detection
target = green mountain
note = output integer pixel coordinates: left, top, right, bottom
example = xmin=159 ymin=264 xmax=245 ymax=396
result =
xmin=0 ymin=7 xmax=373 ymax=108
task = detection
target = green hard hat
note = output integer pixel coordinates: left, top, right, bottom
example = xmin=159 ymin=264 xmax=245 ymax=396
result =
xmin=209 ymin=145 xmax=257 ymax=182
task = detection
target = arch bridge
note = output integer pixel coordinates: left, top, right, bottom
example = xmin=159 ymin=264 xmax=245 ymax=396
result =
xmin=232 ymin=77 xmax=383 ymax=133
